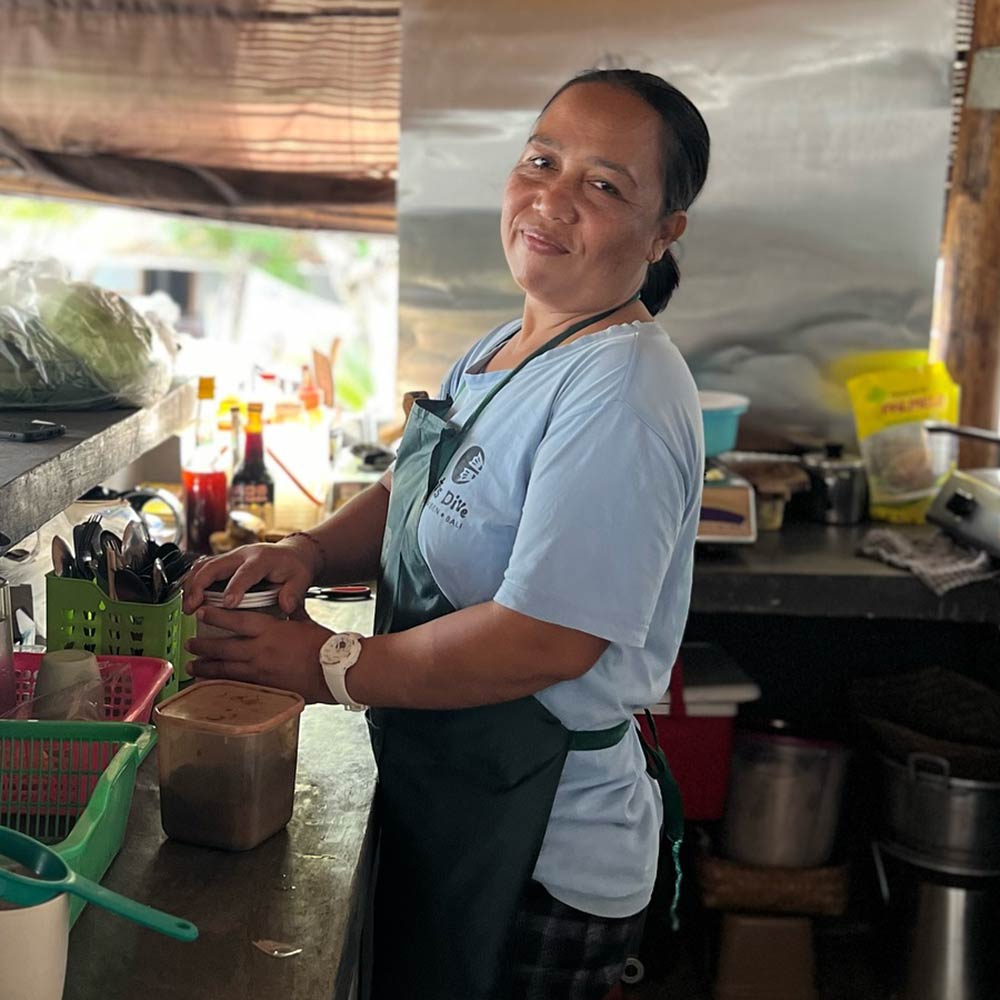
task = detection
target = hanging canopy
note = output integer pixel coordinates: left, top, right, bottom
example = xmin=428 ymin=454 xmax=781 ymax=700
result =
xmin=0 ymin=0 xmax=399 ymax=232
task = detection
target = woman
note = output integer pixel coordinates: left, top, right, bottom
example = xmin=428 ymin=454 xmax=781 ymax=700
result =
xmin=184 ymin=68 xmax=709 ymax=1000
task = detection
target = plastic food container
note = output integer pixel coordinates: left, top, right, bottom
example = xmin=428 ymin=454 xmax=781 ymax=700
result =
xmin=699 ymin=391 xmax=750 ymax=457
xmin=154 ymin=680 xmax=305 ymax=851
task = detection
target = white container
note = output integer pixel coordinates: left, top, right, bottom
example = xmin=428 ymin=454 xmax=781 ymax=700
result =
xmin=196 ymin=585 xmax=284 ymax=642
xmin=31 ymin=648 xmax=102 ymax=721
xmin=0 ymin=892 xmax=70 ymax=1000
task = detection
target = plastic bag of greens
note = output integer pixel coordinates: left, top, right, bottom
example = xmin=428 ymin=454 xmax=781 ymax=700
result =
xmin=0 ymin=259 xmax=174 ymax=409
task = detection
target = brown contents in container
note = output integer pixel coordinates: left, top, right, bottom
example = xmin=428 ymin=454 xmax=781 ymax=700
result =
xmin=154 ymin=680 xmax=304 ymax=852
xmin=159 ymin=753 xmax=296 ymax=851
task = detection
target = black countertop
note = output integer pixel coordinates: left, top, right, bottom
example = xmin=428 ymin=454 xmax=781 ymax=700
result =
xmin=691 ymin=522 xmax=1000 ymax=624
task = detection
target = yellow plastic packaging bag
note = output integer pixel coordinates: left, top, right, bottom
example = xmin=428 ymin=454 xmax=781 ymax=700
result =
xmin=847 ymin=363 xmax=959 ymax=523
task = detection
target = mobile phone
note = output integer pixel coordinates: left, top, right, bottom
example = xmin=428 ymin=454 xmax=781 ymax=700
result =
xmin=0 ymin=418 xmax=67 ymax=442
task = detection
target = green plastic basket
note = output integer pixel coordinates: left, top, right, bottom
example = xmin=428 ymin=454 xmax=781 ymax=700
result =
xmin=0 ymin=719 xmax=156 ymax=925
xmin=46 ymin=572 xmax=197 ymax=698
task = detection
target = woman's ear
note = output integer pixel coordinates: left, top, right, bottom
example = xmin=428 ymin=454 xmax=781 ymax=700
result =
xmin=649 ymin=211 xmax=687 ymax=263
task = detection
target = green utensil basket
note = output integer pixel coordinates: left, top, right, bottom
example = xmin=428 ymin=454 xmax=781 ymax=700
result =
xmin=45 ymin=573 xmax=196 ymax=698
xmin=0 ymin=720 xmax=156 ymax=925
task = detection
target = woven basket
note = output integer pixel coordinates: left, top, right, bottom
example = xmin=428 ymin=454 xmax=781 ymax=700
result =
xmin=697 ymin=853 xmax=849 ymax=917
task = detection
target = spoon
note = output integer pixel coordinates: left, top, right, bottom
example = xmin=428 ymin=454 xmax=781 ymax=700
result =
xmin=51 ymin=535 xmax=75 ymax=578
xmin=0 ymin=825 xmax=197 ymax=942
xmin=115 ymin=567 xmax=151 ymax=604
xmin=151 ymin=558 xmax=168 ymax=604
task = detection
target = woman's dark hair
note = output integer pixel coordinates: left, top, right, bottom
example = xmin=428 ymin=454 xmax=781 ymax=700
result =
xmin=542 ymin=69 xmax=710 ymax=314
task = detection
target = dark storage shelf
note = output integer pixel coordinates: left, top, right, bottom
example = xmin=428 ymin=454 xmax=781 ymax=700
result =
xmin=0 ymin=381 xmax=196 ymax=546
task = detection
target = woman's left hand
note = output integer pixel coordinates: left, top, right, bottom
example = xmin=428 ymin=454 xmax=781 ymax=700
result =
xmin=186 ymin=607 xmax=336 ymax=704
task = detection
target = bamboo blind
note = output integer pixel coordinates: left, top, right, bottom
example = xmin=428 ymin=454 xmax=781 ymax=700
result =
xmin=0 ymin=0 xmax=399 ymax=232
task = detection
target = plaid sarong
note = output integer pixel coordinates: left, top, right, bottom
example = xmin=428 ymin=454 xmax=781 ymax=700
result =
xmin=506 ymin=880 xmax=644 ymax=1000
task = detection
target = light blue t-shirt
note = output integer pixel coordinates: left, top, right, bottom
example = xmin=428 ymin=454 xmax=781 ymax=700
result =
xmin=417 ymin=318 xmax=704 ymax=918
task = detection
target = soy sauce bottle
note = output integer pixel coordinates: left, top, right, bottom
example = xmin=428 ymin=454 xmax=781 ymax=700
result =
xmin=229 ymin=402 xmax=275 ymax=527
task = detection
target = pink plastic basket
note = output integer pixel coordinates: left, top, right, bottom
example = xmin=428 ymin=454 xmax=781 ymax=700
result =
xmin=12 ymin=653 xmax=173 ymax=724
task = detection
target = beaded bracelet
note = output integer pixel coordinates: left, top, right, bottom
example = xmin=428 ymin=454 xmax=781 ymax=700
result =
xmin=283 ymin=530 xmax=326 ymax=576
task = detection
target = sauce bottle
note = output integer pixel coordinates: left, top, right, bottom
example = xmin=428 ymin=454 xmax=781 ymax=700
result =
xmin=182 ymin=377 xmax=228 ymax=555
xmin=229 ymin=402 xmax=275 ymax=527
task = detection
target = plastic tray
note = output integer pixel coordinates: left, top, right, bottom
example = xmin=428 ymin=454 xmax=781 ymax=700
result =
xmin=45 ymin=572 xmax=197 ymax=698
xmin=0 ymin=720 xmax=156 ymax=926
xmin=13 ymin=653 xmax=172 ymax=724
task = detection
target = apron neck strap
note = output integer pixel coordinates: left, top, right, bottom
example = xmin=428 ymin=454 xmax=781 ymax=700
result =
xmin=459 ymin=292 xmax=639 ymax=440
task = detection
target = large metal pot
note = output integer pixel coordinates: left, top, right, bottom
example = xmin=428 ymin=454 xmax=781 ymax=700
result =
xmin=879 ymin=753 xmax=1000 ymax=877
xmin=721 ymin=727 xmax=850 ymax=868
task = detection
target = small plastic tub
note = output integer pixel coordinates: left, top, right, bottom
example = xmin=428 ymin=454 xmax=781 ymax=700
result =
xmin=699 ymin=390 xmax=750 ymax=457
xmin=154 ymin=680 xmax=305 ymax=851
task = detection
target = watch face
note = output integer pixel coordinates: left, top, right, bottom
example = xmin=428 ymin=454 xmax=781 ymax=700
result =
xmin=323 ymin=633 xmax=361 ymax=665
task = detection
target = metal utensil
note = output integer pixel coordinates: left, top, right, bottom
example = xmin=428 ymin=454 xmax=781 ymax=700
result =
xmin=51 ymin=535 xmax=74 ymax=578
xmin=121 ymin=522 xmax=146 ymax=573
xmin=114 ymin=567 xmax=151 ymax=604
xmin=0 ymin=825 xmax=198 ymax=941
xmin=151 ymin=558 xmax=167 ymax=604
xmin=99 ymin=530 xmax=122 ymax=557
xmin=158 ymin=548 xmax=190 ymax=584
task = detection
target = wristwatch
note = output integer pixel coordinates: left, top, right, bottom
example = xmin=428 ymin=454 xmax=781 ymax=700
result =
xmin=318 ymin=632 xmax=368 ymax=711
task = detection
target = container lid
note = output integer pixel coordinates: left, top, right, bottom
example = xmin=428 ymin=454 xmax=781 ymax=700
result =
xmin=803 ymin=443 xmax=865 ymax=471
xmin=204 ymin=579 xmax=280 ymax=610
xmin=154 ymin=680 xmax=304 ymax=735
xmin=203 ymin=588 xmax=280 ymax=610
xmin=698 ymin=390 xmax=750 ymax=413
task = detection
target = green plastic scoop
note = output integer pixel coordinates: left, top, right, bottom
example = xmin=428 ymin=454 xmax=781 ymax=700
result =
xmin=0 ymin=825 xmax=198 ymax=942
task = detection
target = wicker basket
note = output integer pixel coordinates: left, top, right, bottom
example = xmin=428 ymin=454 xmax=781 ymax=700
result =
xmin=698 ymin=853 xmax=849 ymax=917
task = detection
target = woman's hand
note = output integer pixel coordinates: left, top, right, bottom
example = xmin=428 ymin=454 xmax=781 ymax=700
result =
xmin=182 ymin=539 xmax=319 ymax=616
xmin=186 ymin=606 xmax=336 ymax=704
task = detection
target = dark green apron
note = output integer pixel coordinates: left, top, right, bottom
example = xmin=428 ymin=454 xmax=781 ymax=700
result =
xmin=369 ymin=299 xmax=684 ymax=1000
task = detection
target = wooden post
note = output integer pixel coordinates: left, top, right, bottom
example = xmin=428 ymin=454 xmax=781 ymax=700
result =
xmin=931 ymin=0 xmax=1000 ymax=467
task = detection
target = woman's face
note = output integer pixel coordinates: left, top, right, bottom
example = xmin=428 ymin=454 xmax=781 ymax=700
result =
xmin=501 ymin=81 xmax=681 ymax=313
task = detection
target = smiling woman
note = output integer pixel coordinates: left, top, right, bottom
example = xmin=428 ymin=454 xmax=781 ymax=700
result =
xmin=184 ymin=68 xmax=710 ymax=1000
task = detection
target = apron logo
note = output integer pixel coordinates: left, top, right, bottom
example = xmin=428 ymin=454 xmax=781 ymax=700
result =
xmin=452 ymin=446 xmax=485 ymax=485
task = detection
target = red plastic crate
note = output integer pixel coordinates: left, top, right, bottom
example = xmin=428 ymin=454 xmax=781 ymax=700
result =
xmin=12 ymin=653 xmax=173 ymax=724
xmin=637 ymin=645 xmax=759 ymax=821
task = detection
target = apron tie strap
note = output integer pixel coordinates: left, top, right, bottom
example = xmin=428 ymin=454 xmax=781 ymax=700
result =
xmin=566 ymin=719 xmax=631 ymax=752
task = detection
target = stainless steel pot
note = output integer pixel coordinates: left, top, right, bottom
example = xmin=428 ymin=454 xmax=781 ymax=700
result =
xmin=802 ymin=444 xmax=868 ymax=524
xmin=879 ymin=753 xmax=1000 ymax=877
xmin=874 ymin=842 xmax=1000 ymax=1000
xmin=721 ymin=727 xmax=850 ymax=868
